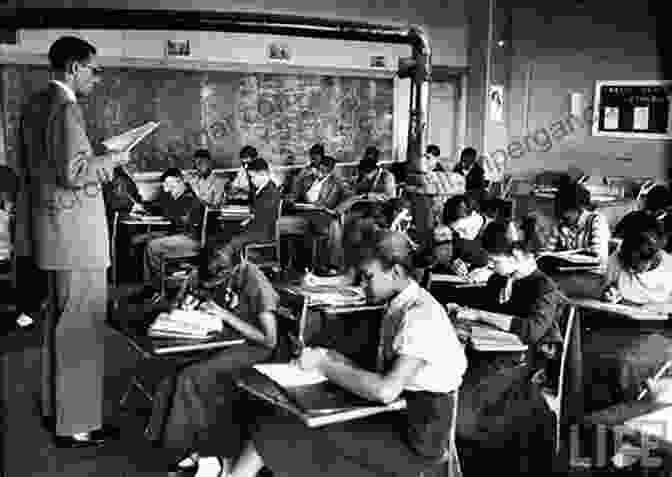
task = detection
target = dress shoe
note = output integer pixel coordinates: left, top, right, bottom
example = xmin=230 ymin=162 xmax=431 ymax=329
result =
xmin=53 ymin=433 xmax=105 ymax=449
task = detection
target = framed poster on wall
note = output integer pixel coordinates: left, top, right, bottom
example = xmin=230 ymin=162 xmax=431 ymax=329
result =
xmin=592 ymin=80 xmax=672 ymax=139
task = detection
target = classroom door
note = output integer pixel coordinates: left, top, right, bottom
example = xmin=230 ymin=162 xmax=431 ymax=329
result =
xmin=428 ymin=77 xmax=461 ymax=167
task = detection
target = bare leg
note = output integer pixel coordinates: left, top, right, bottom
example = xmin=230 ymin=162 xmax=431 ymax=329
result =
xmin=229 ymin=440 xmax=264 ymax=477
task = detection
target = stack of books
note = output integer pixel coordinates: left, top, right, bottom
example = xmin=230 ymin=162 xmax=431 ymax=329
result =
xmin=149 ymin=308 xmax=224 ymax=339
xmin=537 ymin=250 xmax=602 ymax=272
xmin=292 ymin=285 xmax=367 ymax=307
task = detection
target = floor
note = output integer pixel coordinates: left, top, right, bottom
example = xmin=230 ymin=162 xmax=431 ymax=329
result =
xmin=0 ymin=284 xmax=656 ymax=477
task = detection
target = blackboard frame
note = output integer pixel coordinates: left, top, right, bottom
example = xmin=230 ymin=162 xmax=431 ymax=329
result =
xmin=591 ymin=80 xmax=672 ymax=140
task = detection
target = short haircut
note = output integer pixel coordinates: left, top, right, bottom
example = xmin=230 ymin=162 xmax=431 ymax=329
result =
xmin=481 ymin=220 xmax=530 ymax=255
xmin=239 ymin=145 xmax=258 ymax=159
xmin=48 ymin=36 xmax=96 ymax=71
xmin=359 ymin=230 xmax=415 ymax=273
xmin=644 ymin=185 xmax=671 ymax=212
xmin=319 ymin=156 xmax=336 ymax=171
xmin=364 ymin=146 xmax=380 ymax=162
xmin=246 ymin=157 xmax=269 ymax=172
xmin=310 ymin=143 xmax=325 ymax=157
xmin=461 ymin=147 xmax=477 ymax=159
xmin=160 ymin=168 xmax=183 ymax=182
xmin=425 ymin=144 xmax=440 ymax=157
xmin=194 ymin=149 xmax=211 ymax=160
xmin=555 ymin=182 xmax=591 ymax=214
xmin=358 ymin=157 xmax=378 ymax=174
xmin=443 ymin=194 xmax=472 ymax=224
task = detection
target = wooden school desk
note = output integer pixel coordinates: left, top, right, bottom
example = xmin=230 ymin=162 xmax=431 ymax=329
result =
xmin=573 ymin=298 xmax=672 ymax=413
xmin=107 ymin=302 xmax=246 ymax=407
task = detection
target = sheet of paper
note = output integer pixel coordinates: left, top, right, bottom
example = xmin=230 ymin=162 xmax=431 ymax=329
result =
xmin=633 ymin=106 xmax=649 ymax=130
xmin=572 ymin=299 xmax=668 ymax=320
xmin=102 ymin=121 xmax=160 ymax=152
xmin=604 ymin=107 xmax=620 ymax=129
xmin=254 ymin=363 xmax=327 ymax=387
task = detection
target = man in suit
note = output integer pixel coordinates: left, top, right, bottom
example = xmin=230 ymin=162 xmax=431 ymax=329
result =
xmin=287 ymin=155 xmax=352 ymax=271
xmin=216 ymin=157 xmax=281 ymax=259
xmin=454 ymin=146 xmax=486 ymax=193
xmin=18 ymin=36 xmax=130 ymax=447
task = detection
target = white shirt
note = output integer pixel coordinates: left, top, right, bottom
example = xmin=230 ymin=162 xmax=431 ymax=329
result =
xmin=381 ymin=281 xmax=467 ymax=393
xmin=50 ymin=80 xmax=77 ymax=103
xmin=305 ymin=175 xmax=328 ymax=203
xmin=451 ymin=212 xmax=485 ymax=241
xmin=606 ymin=251 xmax=672 ymax=305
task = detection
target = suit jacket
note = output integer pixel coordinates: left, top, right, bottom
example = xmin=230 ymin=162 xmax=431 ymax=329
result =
xmin=17 ymin=83 xmax=118 ymax=269
xmin=454 ymin=162 xmax=486 ymax=191
xmin=243 ymin=181 xmax=282 ymax=242
xmin=352 ymin=168 xmax=396 ymax=198
xmin=292 ymin=173 xmax=352 ymax=211
xmin=158 ymin=187 xmax=204 ymax=239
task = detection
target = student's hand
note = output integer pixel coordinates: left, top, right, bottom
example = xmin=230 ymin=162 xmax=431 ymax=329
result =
xmin=451 ymin=258 xmax=469 ymax=277
xmin=298 ymin=347 xmax=328 ymax=372
xmin=603 ymin=286 xmax=623 ymax=304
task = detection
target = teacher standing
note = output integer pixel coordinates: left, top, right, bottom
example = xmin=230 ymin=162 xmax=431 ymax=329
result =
xmin=18 ymin=36 xmax=129 ymax=448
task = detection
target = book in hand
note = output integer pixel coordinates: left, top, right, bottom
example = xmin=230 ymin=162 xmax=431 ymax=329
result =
xmin=102 ymin=121 xmax=160 ymax=152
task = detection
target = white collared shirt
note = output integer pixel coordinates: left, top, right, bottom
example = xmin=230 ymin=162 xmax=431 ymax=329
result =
xmin=50 ymin=79 xmax=77 ymax=103
xmin=606 ymin=251 xmax=672 ymax=305
xmin=306 ymin=175 xmax=328 ymax=203
xmin=380 ymin=281 xmax=467 ymax=393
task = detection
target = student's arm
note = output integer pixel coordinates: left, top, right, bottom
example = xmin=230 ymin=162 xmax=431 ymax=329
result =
xmin=220 ymin=309 xmax=277 ymax=349
xmin=302 ymin=348 xmax=424 ymax=404
xmin=509 ymin=288 xmax=561 ymax=345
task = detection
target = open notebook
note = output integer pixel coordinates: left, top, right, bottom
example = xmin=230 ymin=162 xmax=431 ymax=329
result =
xmin=251 ymin=363 xmax=406 ymax=426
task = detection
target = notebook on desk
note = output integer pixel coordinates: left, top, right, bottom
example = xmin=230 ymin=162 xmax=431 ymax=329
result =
xmin=537 ymin=250 xmax=602 ymax=272
xmin=571 ymin=298 xmax=670 ymax=321
xmin=248 ymin=363 xmax=406 ymax=427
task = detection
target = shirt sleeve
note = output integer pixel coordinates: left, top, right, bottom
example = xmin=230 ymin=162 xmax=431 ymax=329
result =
xmin=393 ymin=306 xmax=444 ymax=365
xmin=588 ymin=212 xmax=610 ymax=262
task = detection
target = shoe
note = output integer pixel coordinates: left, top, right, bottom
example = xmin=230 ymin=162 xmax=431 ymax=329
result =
xmin=167 ymin=454 xmax=199 ymax=476
xmin=53 ymin=433 xmax=105 ymax=449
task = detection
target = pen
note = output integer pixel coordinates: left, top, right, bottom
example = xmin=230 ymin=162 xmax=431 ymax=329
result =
xmin=637 ymin=359 xmax=672 ymax=400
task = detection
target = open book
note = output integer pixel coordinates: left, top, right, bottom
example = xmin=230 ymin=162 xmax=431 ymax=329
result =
xmin=149 ymin=308 xmax=224 ymax=339
xmin=102 ymin=121 xmax=160 ymax=152
xmin=288 ymin=285 xmax=367 ymax=307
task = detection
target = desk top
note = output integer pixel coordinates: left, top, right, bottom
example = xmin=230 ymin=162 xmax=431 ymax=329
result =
xmin=108 ymin=303 xmax=246 ymax=356
xmin=120 ymin=214 xmax=171 ymax=225
xmin=235 ymin=366 xmax=406 ymax=428
xmin=571 ymin=298 xmax=671 ymax=321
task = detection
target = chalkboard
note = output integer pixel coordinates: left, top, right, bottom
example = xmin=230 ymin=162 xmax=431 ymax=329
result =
xmin=592 ymin=80 xmax=672 ymax=140
xmin=0 ymin=65 xmax=394 ymax=172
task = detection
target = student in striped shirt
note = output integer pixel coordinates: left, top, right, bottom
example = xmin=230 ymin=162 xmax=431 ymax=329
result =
xmin=547 ymin=182 xmax=610 ymax=264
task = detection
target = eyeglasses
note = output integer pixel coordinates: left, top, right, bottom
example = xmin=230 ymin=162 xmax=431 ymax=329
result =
xmin=80 ymin=63 xmax=104 ymax=76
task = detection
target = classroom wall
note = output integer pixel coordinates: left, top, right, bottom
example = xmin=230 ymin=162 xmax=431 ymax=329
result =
xmin=502 ymin=0 xmax=670 ymax=181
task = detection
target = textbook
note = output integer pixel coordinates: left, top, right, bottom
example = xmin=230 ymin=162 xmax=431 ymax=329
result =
xmin=102 ymin=121 xmax=160 ymax=152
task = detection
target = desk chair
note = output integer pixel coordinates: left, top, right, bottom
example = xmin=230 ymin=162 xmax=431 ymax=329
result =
xmin=281 ymin=205 xmax=331 ymax=273
xmin=539 ymin=303 xmax=581 ymax=457
xmin=158 ymin=205 xmax=211 ymax=299
xmin=110 ymin=211 xmax=120 ymax=286
xmin=242 ymin=199 xmax=283 ymax=275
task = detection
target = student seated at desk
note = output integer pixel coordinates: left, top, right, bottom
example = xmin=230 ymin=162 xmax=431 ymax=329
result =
xmin=137 ymin=168 xmax=204 ymax=291
xmin=455 ymin=220 xmax=563 ymax=475
xmin=286 ymin=155 xmax=352 ymax=271
xmin=287 ymin=143 xmax=324 ymax=200
xmin=228 ymin=146 xmax=281 ymax=204
xmin=214 ymin=157 xmax=281 ymax=260
xmin=145 ymin=247 xmax=279 ymax=476
xmin=223 ymin=230 xmax=467 ymax=477
xmin=102 ymin=164 xmax=142 ymax=223
xmin=351 ymin=146 xmax=396 ymax=199
xmin=443 ymin=193 xmax=486 ymax=241
xmin=186 ymin=149 xmax=227 ymax=208
xmin=604 ymin=211 xmax=672 ymax=306
xmin=547 ymin=182 xmax=610 ymax=264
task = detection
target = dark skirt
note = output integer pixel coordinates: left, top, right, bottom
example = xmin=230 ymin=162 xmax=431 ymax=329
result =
xmin=147 ymin=343 xmax=273 ymax=459
xmin=251 ymin=391 xmax=456 ymax=477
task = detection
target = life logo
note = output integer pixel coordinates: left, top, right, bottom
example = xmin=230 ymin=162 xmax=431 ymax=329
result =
xmin=569 ymin=421 xmax=667 ymax=473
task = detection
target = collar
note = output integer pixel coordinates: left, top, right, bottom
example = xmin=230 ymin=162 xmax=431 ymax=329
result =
xmin=386 ymin=280 xmax=419 ymax=315
xmin=50 ymin=80 xmax=77 ymax=103
xmin=255 ymin=178 xmax=270 ymax=196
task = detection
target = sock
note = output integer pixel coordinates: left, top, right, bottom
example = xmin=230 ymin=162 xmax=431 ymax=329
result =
xmin=16 ymin=313 xmax=33 ymax=327
xmin=194 ymin=456 xmax=223 ymax=477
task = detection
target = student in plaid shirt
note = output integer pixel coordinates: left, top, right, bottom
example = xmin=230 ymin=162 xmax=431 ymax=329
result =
xmin=547 ymin=182 xmax=610 ymax=263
